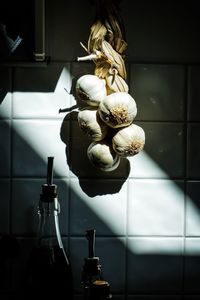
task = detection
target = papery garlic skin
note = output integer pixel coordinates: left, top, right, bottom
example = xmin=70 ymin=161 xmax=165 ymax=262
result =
xmin=98 ymin=92 xmax=137 ymax=128
xmin=87 ymin=141 xmax=120 ymax=172
xmin=112 ymin=124 xmax=145 ymax=157
xmin=76 ymin=74 xmax=107 ymax=107
xmin=78 ymin=107 xmax=108 ymax=141
xmin=106 ymin=74 xmax=129 ymax=95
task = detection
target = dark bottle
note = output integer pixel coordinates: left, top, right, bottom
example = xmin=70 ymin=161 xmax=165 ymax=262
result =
xmin=81 ymin=229 xmax=112 ymax=300
xmin=25 ymin=157 xmax=73 ymax=299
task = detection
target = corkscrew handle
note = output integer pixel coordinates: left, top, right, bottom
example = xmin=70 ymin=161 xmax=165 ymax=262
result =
xmin=47 ymin=156 xmax=54 ymax=185
xmin=86 ymin=229 xmax=96 ymax=258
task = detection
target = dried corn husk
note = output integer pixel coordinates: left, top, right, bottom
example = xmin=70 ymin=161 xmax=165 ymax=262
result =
xmin=88 ymin=20 xmax=107 ymax=53
xmin=106 ymin=73 xmax=129 ymax=94
xmin=101 ymin=40 xmax=127 ymax=79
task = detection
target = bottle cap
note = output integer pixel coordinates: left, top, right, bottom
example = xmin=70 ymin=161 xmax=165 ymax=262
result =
xmin=91 ymin=280 xmax=111 ymax=298
xmin=40 ymin=183 xmax=57 ymax=202
xmin=84 ymin=257 xmax=100 ymax=276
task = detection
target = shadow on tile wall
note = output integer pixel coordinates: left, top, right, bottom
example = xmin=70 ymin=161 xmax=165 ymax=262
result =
xmin=0 ymin=64 xmax=199 ymax=298
xmin=1 ymin=1 xmax=200 ymax=299
xmin=60 ymin=110 xmax=130 ymax=197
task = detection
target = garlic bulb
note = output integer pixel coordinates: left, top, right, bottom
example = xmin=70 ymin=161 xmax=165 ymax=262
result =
xmin=87 ymin=141 xmax=120 ymax=172
xmin=112 ymin=124 xmax=145 ymax=157
xmin=78 ymin=107 xmax=108 ymax=141
xmin=98 ymin=92 xmax=137 ymax=128
xmin=76 ymin=74 xmax=107 ymax=107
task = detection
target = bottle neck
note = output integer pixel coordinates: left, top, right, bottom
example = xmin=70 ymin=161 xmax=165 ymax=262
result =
xmin=37 ymin=198 xmax=62 ymax=248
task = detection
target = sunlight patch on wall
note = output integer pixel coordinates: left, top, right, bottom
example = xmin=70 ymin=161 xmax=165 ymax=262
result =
xmin=0 ymin=67 xmax=199 ymax=255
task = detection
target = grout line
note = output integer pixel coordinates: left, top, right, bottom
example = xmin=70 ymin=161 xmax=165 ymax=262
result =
xmin=182 ymin=65 xmax=189 ymax=296
xmin=124 ymin=176 xmax=130 ymax=300
xmin=9 ymin=66 xmax=14 ymax=235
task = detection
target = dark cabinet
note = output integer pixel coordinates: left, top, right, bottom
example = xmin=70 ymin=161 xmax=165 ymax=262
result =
xmin=0 ymin=0 xmax=45 ymax=62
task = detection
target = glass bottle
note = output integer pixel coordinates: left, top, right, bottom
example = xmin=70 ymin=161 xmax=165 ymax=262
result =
xmin=25 ymin=157 xmax=73 ymax=299
xmin=81 ymin=229 xmax=112 ymax=300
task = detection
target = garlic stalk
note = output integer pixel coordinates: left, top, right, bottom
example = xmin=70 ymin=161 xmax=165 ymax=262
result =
xmin=106 ymin=73 xmax=129 ymax=94
xmin=112 ymin=124 xmax=145 ymax=157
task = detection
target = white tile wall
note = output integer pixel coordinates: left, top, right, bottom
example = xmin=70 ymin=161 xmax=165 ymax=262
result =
xmin=0 ymin=1 xmax=200 ymax=299
xmin=127 ymin=237 xmax=183 ymax=293
xmin=130 ymin=65 xmax=185 ymax=122
xmin=12 ymin=119 xmax=69 ymax=177
xmin=69 ymin=178 xmax=127 ymax=236
xmin=129 ymin=122 xmax=184 ymax=178
xmin=184 ymin=238 xmax=200 ymax=293
xmin=0 ymin=180 xmax=10 ymax=233
xmin=187 ymin=124 xmax=200 ymax=178
xmin=128 ymin=179 xmax=184 ymax=236
xmin=0 ymin=121 xmax=11 ymax=176
xmin=0 ymin=67 xmax=11 ymax=119
xmin=188 ymin=66 xmax=200 ymax=121
xmin=186 ymin=181 xmax=200 ymax=236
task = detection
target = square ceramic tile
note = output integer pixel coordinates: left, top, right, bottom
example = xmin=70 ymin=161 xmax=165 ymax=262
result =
xmin=13 ymin=63 xmax=74 ymax=119
xmin=128 ymin=179 xmax=184 ymax=236
xmin=127 ymin=237 xmax=183 ymax=293
xmin=122 ymin=1 xmax=200 ymax=63
xmin=188 ymin=66 xmax=200 ymax=121
xmin=45 ymin=1 xmax=94 ymax=60
xmin=129 ymin=122 xmax=185 ymax=179
xmin=71 ymin=62 xmax=95 ymax=80
xmin=187 ymin=124 xmax=200 ymax=178
xmin=70 ymin=237 xmax=126 ymax=294
xmin=130 ymin=64 xmax=185 ymax=121
xmin=0 ymin=179 xmax=10 ymax=234
xmin=69 ymin=178 xmax=127 ymax=236
xmin=12 ymin=119 xmax=69 ymax=177
xmin=68 ymin=120 xmax=130 ymax=179
xmin=186 ymin=181 xmax=200 ymax=236
xmin=184 ymin=238 xmax=200 ymax=293
xmin=0 ymin=120 xmax=11 ymax=176
xmin=0 ymin=67 xmax=12 ymax=119
xmin=12 ymin=179 xmax=69 ymax=235
xmin=13 ymin=63 xmax=67 ymax=93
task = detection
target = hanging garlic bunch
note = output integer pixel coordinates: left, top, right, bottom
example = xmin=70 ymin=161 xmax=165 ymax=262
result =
xmin=98 ymin=92 xmax=137 ymax=128
xmin=76 ymin=74 xmax=107 ymax=107
xmin=78 ymin=107 xmax=108 ymax=141
xmin=112 ymin=124 xmax=145 ymax=157
xmin=75 ymin=1 xmax=145 ymax=171
xmin=87 ymin=140 xmax=120 ymax=172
